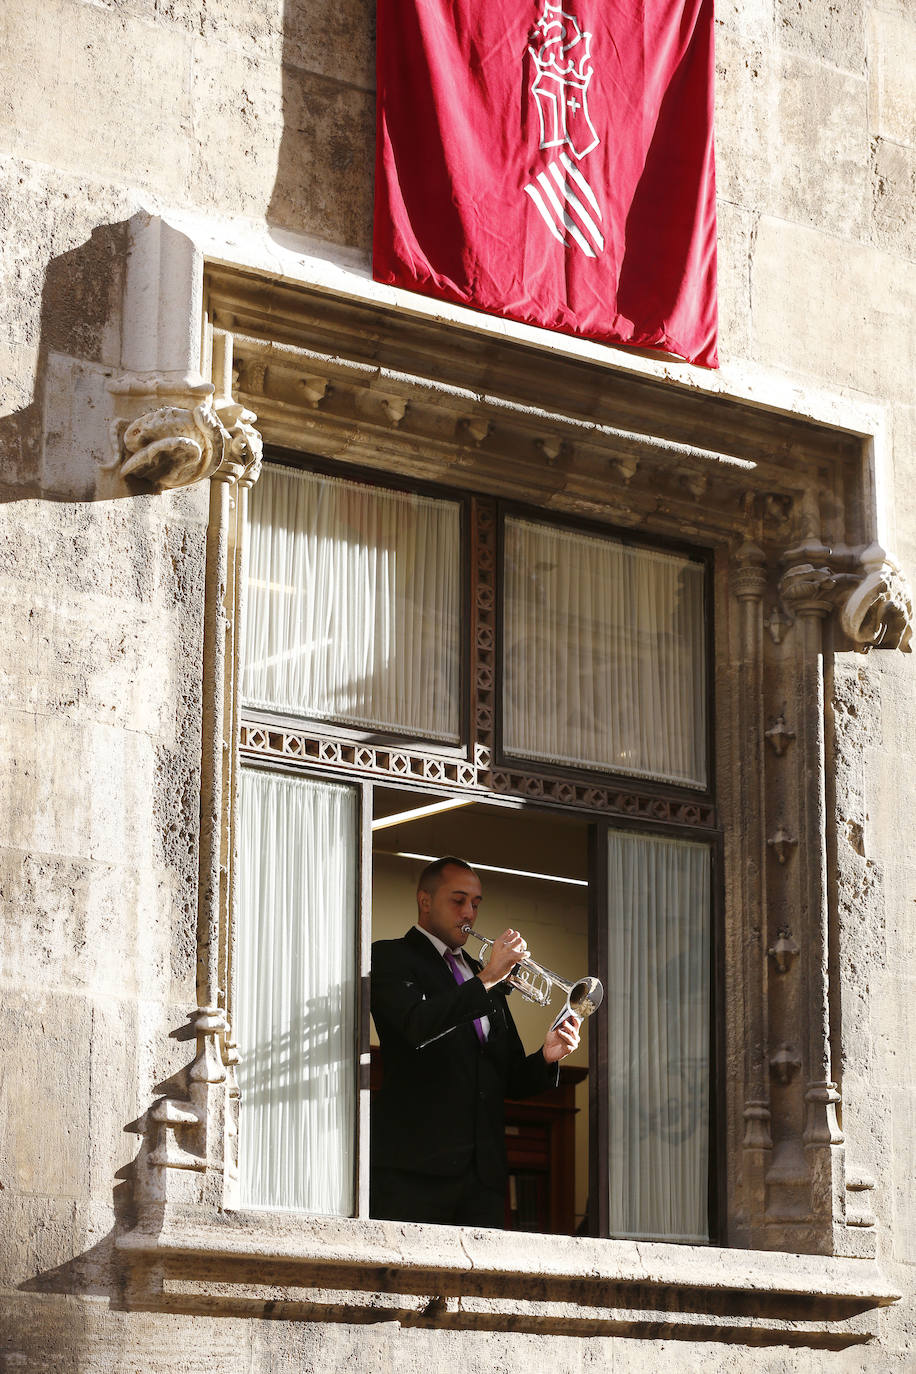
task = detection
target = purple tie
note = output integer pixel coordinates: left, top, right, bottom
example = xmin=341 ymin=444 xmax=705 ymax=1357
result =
xmin=444 ymin=949 xmax=486 ymax=1044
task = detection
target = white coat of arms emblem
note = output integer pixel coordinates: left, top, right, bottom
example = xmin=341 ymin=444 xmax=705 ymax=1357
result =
xmin=524 ymin=0 xmax=604 ymax=258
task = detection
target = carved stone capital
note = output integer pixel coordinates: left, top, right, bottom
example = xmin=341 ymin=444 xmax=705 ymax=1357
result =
xmin=765 ymin=715 xmax=796 ymax=757
xmin=767 ymin=825 xmax=798 ymax=864
xmin=733 ymin=541 xmax=768 ymax=600
xmin=839 ymin=542 xmax=913 ymax=653
xmin=107 ymin=375 xmax=263 ymax=491
xmin=778 ymin=554 xmax=838 ymax=618
xmin=770 ymin=1044 xmax=802 ymax=1085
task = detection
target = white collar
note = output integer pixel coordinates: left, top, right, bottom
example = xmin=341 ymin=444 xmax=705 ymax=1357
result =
xmin=413 ymin=923 xmax=470 ymax=962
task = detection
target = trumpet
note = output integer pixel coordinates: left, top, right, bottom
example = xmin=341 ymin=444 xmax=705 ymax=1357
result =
xmin=460 ymin=925 xmax=604 ymax=1031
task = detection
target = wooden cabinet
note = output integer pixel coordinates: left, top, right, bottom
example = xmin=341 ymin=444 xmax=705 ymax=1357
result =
xmin=504 ymin=1066 xmax=587 ymax=1235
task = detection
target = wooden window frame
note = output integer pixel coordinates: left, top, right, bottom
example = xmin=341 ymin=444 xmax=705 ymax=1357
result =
xmin=238 ymin=454 xmax=721 ymax=1241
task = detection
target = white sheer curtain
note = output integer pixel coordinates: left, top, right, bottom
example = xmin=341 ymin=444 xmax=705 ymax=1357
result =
xmin=606 ymin=829 xmax=710 ymax=1242
xmin=503 ymin=518 xmax=707 ymax=787
xmin=242 ymin=463 xmax=461 ymax=740
xmin=236 ymin=768 xmax=358 ymax=1214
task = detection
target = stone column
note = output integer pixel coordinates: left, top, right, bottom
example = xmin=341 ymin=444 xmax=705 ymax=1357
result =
xmin=732 ymin=542 xmax=773 ymax=1236
xmin=779 ymin=545 xmax=845 ymax=1241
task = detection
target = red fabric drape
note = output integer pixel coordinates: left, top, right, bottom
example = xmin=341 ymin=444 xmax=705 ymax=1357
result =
xmin=373 ymin=0 xmax=718 ymax=369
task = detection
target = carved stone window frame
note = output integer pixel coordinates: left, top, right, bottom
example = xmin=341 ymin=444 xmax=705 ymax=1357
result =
xmin=110 ymin=215 xmax=906 ymax=1339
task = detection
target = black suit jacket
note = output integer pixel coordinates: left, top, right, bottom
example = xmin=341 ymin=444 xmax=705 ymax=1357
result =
xmin=370 ymin=927 xmax=558 ymax=1189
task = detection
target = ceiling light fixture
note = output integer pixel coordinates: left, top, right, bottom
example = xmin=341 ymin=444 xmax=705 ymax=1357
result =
xmin=371 ymin=797 xmax=476 ymax=831
xmin=393 ymin=850 xmax=588 ymax=888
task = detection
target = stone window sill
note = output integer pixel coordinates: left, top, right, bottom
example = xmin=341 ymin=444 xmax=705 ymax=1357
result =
xmin=117 ymin=1207 xmax=899 ymax=1347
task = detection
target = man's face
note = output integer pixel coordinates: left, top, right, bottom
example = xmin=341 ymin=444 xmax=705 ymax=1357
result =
xmin=417 ymin=864 xmax=483 ymax=949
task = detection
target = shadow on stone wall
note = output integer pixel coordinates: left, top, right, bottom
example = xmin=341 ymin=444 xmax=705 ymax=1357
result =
xmin=0 ymin=221 xmax=132 ymax=504
xmin=266 ymin=0 xmax=376 ymax=258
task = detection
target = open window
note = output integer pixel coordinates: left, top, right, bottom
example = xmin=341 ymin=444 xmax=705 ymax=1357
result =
xmin=233 ymin=452 xmax=718 ymax=1241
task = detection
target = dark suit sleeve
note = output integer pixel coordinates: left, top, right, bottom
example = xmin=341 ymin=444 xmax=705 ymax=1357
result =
xmin=371 ymin=938 xmax=496 ymax=1050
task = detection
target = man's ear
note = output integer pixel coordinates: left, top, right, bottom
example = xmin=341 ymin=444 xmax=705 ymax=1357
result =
xmin=417 ymin=887 xmax=431 ymax=917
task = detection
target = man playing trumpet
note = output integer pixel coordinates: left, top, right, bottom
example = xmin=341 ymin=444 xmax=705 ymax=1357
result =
xmin=370 ymin=855 xmax=580 ymax=1228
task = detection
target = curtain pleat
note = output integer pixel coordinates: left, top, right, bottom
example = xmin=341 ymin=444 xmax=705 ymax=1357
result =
xmin=606 ymin=830 xmax=710 ymax=1242
xmin=242 ymin=464 xmax=461 ymax=740
xmin=236 ymin=769 xmax=358 ymax=1214
xmin=503 ymin=518 xmax=706 ymax=787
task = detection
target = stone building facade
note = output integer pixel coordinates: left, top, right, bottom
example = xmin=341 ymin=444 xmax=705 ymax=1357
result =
xmin=1 ymin=0 xmax=914 ymax=1370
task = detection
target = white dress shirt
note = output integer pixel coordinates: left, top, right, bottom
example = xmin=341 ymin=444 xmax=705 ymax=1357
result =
xmin=413 ymin=923 xmax=491 ymax=1040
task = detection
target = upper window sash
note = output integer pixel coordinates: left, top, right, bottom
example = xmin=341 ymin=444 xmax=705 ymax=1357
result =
xmin=242 ymin=463 xmax=463 ymax=742
xmin=501 ymin=515 xmax=708 ymax=789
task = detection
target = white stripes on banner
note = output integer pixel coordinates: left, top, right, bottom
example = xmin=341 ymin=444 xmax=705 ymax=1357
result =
xmin=524 ymin=152 xmax=604 ymax=258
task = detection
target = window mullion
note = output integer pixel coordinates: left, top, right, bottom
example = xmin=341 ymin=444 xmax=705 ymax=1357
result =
xmin=356 ymin=778 xmax=374 ymax=1218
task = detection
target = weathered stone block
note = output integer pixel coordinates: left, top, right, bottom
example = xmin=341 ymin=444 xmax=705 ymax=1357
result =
xmin=88 ymin=998 xmax=142 ymax=1200
xmin=714 ymin=35 xmax=776 ymax=212
xmin=750 ymin=217 xmax=916 ymax=399
xmin=0 ymin=1195 xmax=77 ymax=1290
xmin=891 ymin=1085 xmax=916 ymax=1263
xmin=160 ymin=0 xmax=285 ymax=64
xmin=0 ymin=577 xmax=175 ymax=739
xmin=714 ymin=0 xmax=773 ymax=45
xmin=262 ymin=65 xmax=376 ymax=249
xmin=187 ymin=37 xmax=285 ymax=219
xmin=0 ymin=990 xmax=90 ymax=1198
xmin=0 ymin=850 xmax=170 ymax=1002
xmin=868 ymin=9 xmax=916 ymax=145
xmin=871 ymin=136 xmax=916 ymax=258
xmin=0 ymin=710 xmax=154 ymax=866
xmin=0 ymin=0 xmax=193 ymax=197
xmin=772 ymin=53 xmax=869 ymax=239
xmin=283 ymin=0 xmax=376 ymax=91
xmin=776 ymin=0 xmax=867 ymax=72
xmin=715 ymin=199 xmax=757 ymax=362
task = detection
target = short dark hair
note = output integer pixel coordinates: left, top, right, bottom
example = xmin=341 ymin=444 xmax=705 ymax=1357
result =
xmin=416 ymin=855 xmax=477 ymax=895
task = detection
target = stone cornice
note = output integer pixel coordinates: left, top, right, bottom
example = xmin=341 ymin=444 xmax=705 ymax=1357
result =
xmin=203 ymin=266 xmax=870 ymax=552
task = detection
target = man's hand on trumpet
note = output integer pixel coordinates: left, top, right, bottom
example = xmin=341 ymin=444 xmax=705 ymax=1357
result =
xmin=476 ymin=927 xmax=528 ymax=990
xmin=542 ymin=1014 xmax=581 ymax=1063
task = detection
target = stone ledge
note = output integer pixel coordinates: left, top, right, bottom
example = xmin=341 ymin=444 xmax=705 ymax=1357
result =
xmin=115 ymin=1207 xmax=899 ymax=1344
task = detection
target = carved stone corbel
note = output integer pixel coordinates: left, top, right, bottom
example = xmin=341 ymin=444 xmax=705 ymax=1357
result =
xmin=839 ymin=542 xmax=913 ymax=652
xmin=107 ymin=377 xmax=263 ymax=492
xmin=777 ymin=538 xmax=913 ymax=653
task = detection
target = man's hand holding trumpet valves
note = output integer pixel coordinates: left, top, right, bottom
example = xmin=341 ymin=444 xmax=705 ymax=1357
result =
xmin=474 ymin=926 xmax=581 ymax=1065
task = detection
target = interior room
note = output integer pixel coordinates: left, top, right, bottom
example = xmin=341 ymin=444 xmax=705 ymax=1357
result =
xmin=370 ymin=785 xmax=591 ymax=1234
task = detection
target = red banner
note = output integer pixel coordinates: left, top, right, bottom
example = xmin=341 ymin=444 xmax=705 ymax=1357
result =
xmin=373 ymin=0 xmax=718 ymax=368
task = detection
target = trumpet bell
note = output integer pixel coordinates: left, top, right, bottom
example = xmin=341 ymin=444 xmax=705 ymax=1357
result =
xmin=568 ymin=975 xmax=604 ymax=1020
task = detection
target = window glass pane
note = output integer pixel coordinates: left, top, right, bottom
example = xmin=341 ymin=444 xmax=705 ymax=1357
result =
xmin=243 ymin=464 xmax=461 ymax=740
xmin=236 ymin=768 xmax=358 ymax=1214
xmin=503 ymin=518 xmax=707 ymax=787
xmin=605 ymin=829 xmax=710 ymax=1242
